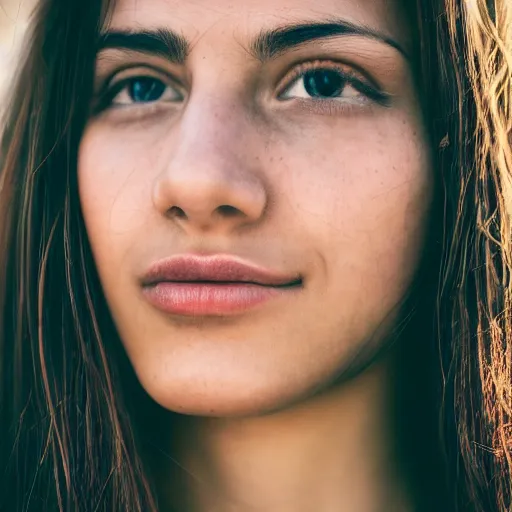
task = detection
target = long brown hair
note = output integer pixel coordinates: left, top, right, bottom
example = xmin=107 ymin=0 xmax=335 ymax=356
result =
xmin=0 ymin=0 xmax=511 ymax=510
xmin=414 ymin=1 xmax=512 ymax=510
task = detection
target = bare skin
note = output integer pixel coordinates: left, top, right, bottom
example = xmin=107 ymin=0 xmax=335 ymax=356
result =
xmin=78 ymin=0 xmax=433 ymax=510
xmin=152 ymin=359 xmax=411 ymax=512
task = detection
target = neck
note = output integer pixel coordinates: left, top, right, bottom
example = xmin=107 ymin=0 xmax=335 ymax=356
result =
xmin=149 ymin=357 xmax=413 ymax=512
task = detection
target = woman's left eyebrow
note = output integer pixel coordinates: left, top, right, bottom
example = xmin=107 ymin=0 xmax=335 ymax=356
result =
xmin=98 ymin=18 xmax=409 ymax=63
xmin=252 ymin=19 xmax=410 ymax=62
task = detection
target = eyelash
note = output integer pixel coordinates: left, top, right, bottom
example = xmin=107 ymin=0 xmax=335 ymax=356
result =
xmin=277 ymin=60 xmax=390 ymax=106
xmin=93 ymin=74 xmax=180 ymax=113
xmin=94 ymin=60 xmax=390 ymax=114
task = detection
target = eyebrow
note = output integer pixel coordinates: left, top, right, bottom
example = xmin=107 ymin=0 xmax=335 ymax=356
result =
xmin=98 ymin=28 xmax=189 ymax=63
xmin=97 ymin=19 xmax=409 ymax=64
xmin=252 ymin=20 xmax=409 ymax=61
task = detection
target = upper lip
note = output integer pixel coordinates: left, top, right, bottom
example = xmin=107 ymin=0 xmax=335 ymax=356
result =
xmin=141 ymin=254 xmax=302 ymax=287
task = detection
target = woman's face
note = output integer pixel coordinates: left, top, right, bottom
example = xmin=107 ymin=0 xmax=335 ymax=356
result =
xmin=78 ymin=0 xmax=432 ymax=416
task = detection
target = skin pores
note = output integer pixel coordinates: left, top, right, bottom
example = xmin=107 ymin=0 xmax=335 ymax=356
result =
xmin=78 ymin=0 xmax=432 ymax=417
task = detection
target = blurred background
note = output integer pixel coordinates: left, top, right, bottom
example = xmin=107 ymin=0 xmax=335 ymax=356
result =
xmin=1 ymin=0 xmax=36 ymax=104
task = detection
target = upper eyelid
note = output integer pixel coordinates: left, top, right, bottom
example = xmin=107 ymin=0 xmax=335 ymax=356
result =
xmin=99 ymin=60 xmax=372 ymax=87
xmin=95 ymin=63 xmax=184 ymax=95
xmin=109 ymin=74 xmax=181 ymax=93
xmin=280 ymin=61 xmax=364 ymax=83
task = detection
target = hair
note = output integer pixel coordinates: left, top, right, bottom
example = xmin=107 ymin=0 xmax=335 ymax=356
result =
xmin=0 ymin=0 xmax=511 ymax=510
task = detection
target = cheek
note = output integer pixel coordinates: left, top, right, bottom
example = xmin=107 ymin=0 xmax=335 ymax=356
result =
xmin=276 ymin=114 xmax=432 ymax=312
xmin=79 ymin=133 xmax=146 ymax=221
xmin=77 ymin=126 xmax=160 ymax=279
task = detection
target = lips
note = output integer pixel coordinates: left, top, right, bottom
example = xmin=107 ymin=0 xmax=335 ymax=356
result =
xmin=140 ymin=254 xmax=303 ymax=316
xmin=141 ymin=254 xmax=302 ymax=288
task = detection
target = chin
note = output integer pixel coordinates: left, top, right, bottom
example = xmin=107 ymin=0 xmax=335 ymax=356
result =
xmin=133 ymin=364 xmax=325 ymax=418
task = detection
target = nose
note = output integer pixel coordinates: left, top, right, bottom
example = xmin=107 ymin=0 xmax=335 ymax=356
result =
xmin=152 ymin=100 xmax=268 ymax=234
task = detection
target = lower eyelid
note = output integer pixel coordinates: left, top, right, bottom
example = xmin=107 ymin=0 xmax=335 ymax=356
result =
xmin=291 ymin=96 xmax=378 ymax=116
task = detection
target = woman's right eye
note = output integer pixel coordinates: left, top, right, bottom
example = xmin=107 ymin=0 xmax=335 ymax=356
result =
xmin=104 ymin=76 xmax=183 ymax=107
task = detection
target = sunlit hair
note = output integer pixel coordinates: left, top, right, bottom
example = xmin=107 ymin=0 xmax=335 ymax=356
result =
xmin=414 ymin=1 xmax=512 ymax=509
xmin=0 ymin=0 xmax=510 ymax=510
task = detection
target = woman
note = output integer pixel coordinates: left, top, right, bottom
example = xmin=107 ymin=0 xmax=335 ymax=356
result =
xmin=0 ymin=0 xmax=510 ymax=510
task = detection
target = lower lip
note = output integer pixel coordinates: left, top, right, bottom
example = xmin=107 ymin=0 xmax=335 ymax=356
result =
xmin=142 ymin=282 xmax=299 ymax=316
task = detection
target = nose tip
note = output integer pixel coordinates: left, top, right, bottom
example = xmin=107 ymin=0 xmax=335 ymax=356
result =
xmin=152 ymin=170 xmax=268 ymax=233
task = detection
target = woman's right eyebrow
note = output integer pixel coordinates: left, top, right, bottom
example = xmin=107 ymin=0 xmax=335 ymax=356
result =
xmin=97 ymin=28 xmax=189 ymax=63
xmin=97 ymin=19 xmax=409 ymax=64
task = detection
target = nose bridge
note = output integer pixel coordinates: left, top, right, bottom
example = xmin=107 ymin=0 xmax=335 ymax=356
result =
xmin=152 ymin=91 xmax=267 ymax=232
xmin=171 ymin=45 xmax=256 ymax=168
xmin=179 ymin=92 xmax=246 ymax=168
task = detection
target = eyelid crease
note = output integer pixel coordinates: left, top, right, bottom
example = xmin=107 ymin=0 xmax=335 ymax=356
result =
xmin=94 ymin=62 xmax=184 ymax=96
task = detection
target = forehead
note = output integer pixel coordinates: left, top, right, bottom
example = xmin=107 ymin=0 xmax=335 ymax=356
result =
xmin=109 ymin=0 xmax=410 ymax=47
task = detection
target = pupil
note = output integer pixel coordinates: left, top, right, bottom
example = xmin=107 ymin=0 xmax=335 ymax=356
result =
xmin=129 ymin=78 xmax=165 ymax=103
xmin=304 ymin=70 xmax=345 ymax=98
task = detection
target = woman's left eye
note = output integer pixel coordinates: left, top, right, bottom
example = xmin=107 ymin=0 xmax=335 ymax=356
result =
xmin=283 ymin=69 xmax=354 ymax=99
xmin=279 ymin=65 xmax=386 ymax=104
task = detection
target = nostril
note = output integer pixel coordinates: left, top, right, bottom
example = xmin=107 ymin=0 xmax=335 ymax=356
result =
xmin=167 ymin=205 xmax=241 ymax=220
xmin=168 ymin=206 xmax=187 ymax=219
xmin=217 ymin=205 xmax=241 ymax=217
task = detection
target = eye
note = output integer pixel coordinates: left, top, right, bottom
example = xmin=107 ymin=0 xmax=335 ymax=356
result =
xmin=278 ymin=62 xmax=389 ymax=105
xmin=104 ymin=76 xmax=183 ymax=107
xmin=284 ymin=68 xmax=356 ymax=99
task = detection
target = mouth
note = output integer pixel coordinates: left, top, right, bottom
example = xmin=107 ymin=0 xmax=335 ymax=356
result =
xmin=145 ymin=279 xmax=303 ymax=287
xmin=140 ymin=254 xmax=303 ymax=316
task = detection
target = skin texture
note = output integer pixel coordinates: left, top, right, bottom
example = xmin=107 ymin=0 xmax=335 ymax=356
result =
xmin=78 ymin=0 xmax=433 ymax=509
